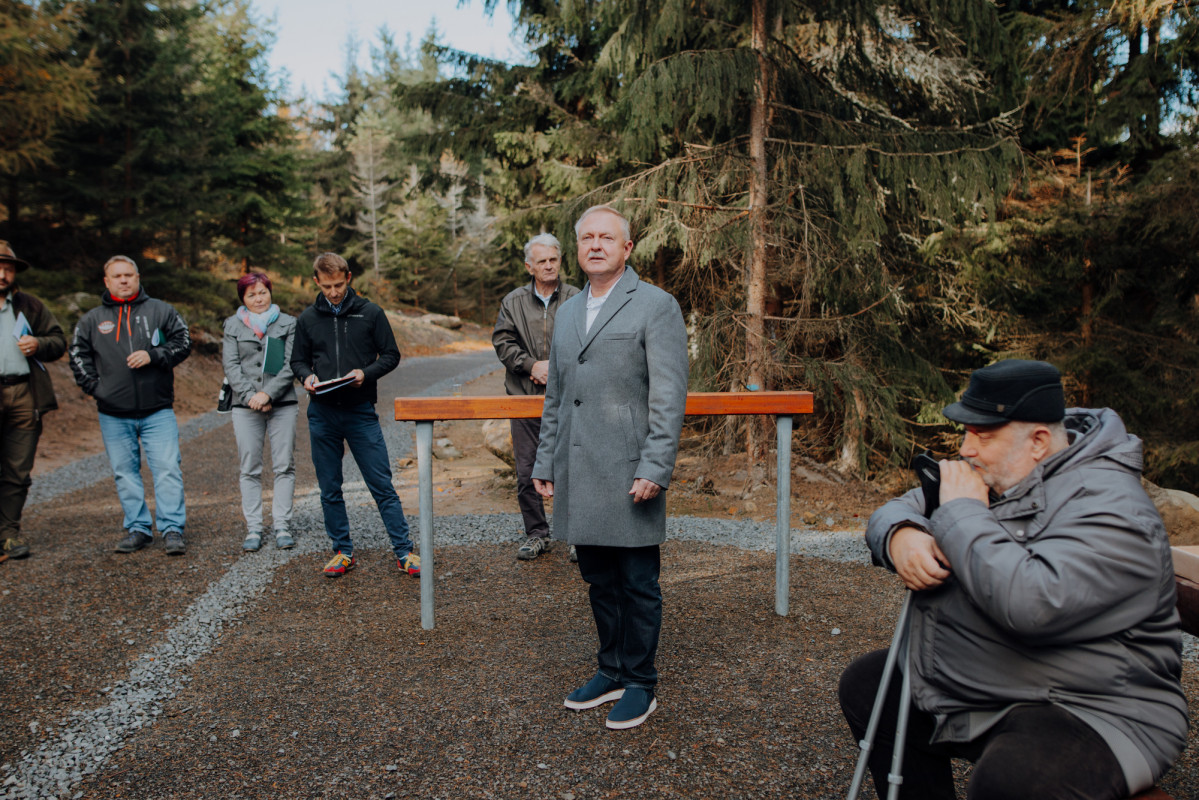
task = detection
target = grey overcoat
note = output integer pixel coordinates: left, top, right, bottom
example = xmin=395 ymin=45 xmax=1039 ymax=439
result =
xmin=532 ymin=267 xmax=689 ymax=547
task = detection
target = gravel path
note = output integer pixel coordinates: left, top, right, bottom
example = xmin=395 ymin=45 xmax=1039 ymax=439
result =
xmin=2 ymin=351 xmax=1196 ymax=799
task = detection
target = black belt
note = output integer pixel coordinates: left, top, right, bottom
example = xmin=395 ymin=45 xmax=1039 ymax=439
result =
xmin=0 ymin=374 xmax=29 ymax=386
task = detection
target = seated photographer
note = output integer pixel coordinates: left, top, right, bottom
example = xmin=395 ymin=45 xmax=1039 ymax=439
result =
xmin=839 ymin=359 xmax=1186 ymax=800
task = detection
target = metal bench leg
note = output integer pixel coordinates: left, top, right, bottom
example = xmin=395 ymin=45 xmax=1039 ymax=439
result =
xmin=416 ymin=420 xmax=435 ymax=630
xmin=776 ymin=414 xmax=792 ymax=616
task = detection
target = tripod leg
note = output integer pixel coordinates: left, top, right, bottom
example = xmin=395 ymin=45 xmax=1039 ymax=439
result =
xmin=847 ymin=591 xmax=913 ymax=800
xmin=886 ymin=631 xmax=913 ymax=800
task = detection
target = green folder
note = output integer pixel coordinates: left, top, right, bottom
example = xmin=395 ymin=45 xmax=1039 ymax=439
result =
xmin=261 ymin=336 xmax=285 ymax=376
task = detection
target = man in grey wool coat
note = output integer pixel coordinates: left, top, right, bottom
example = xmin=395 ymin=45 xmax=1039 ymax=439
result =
xmin=533 ymin=205 xmax=689 ymax=730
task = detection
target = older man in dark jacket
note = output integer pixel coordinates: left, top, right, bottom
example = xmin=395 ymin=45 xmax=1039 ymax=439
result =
xmin=493 ymin=232 xmax=579 ymax=561
xmin=0 ymin=242 xmax=66 ymax=561
xmin=840 ymin=360 xmax=1186 ymax=800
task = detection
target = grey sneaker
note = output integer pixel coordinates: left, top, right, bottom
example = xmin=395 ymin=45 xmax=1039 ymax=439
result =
xmin=275 ymin=532 xmax=295 ymax=549
xmin=243 ymin=532 xmax=262 ymax=552
xmin=163 ymin=530 xmax=186 ymax=556
xmin=569 ymin=544 xmax=578 ymax=563
xmin=114 ymin=530 xmax=153 ymax=554
xmin=517 ymin=536 xmax=551 ymax=561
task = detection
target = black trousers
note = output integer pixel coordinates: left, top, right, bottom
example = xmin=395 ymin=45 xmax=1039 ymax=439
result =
xmin=838 ymin=649 xmax=1129 ymax=800
xmin=576 ymin=544 xmax=661 ymax=689
xmin=510 ymin=417 xmax=548 ymax=538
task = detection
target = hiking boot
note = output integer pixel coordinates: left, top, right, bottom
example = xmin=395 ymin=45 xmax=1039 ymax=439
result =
xmin=398 ymin=552 xmax=421 ymax=577
xmin=274 ymin=532 xmax=295 ymax=550
xmin=517 ymin=536 xmax=552 ymax=561
xmin=2 ymin=537 xmax=30 ymax=560
xmin=242 ymin=532 xmax=262 ymax=552
xmin=606 ymin=687 xmax=657 ymax=730
xmin=324 ymin=552 xmax=355 ymax=577
xmin=569 ymin=545 xmax=578 ymax=563
xmin=163 ymin=530 xmax=187 ymax=555
xmin=564 ymin=672 xmax=625 ymax=710
xmin=114 ymin=530 xmax=153 ymax=554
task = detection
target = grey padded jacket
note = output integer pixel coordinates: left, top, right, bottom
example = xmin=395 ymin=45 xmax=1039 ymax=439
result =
xmin=866 ymin=407 xmax=1187 ymax=793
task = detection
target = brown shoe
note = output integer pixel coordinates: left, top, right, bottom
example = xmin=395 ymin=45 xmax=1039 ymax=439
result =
xmin=2 ymin=537 xmax=30 ymax=559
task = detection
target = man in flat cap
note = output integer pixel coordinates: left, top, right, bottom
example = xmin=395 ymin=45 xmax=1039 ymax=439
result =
xmin=839 ymin=359 xmax=1186 ymax=799
xmin=0 ymin=242 xmax=66 ymax=561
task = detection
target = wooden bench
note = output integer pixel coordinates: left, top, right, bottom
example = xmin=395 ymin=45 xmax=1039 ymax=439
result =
xmin=395 ymin=391 xmax=813 ymax=629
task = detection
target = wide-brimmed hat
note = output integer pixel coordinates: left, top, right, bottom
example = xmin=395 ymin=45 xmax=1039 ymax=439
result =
xmin=0 ymin=250 xmax=31 ymax=272
xmin=942 ymin=359 xmax=1065 ymax=426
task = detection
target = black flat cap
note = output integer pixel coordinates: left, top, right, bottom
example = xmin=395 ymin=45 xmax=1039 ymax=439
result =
xmin=0 ymin=250 xmax=30 ymax=272
xmin=942 ymin=359 xmax=1065 ymax=426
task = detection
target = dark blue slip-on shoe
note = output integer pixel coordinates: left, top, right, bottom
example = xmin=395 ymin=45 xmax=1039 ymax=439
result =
xmin=564 ymin=673 xmax=625 ymax=710
xmin=606 ymin=687 xmax=657 ymax=730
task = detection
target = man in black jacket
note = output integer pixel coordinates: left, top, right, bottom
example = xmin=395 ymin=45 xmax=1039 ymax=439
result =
xmin=290 ymin=252 xmax=418 ymax=578
xmin=0 ymin=242 xmax=67 ymax=561
xmin=492 ymin=233 xmax=579 ymax=561
xmin=70 ymin=255 xmax=192 ymax=555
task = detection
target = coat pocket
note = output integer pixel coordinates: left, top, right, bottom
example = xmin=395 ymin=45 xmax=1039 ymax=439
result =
xmin=618 ymin=404 xmax=640 ymax=461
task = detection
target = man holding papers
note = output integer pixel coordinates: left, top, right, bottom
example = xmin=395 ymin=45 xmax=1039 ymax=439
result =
xmin=0 ymin=242 xmax=66 ymax=561
xmin=290 ymin=252 xmax=419 ymax=578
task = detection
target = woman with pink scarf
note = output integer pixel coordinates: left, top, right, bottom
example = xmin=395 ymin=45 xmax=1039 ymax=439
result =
xmin=221 ymin=272 xmax=299 ymax=551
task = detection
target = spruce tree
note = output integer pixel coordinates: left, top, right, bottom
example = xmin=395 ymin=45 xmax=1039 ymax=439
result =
xmin=415 ymin=0 xmax=1024 ymax=473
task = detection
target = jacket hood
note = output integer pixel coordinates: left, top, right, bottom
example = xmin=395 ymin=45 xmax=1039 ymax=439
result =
xmin=313 ymin=286 xmax=366 ymax=316
xmin=101 ymin=287 xmax=149 ymax=306
xmin=1013 ymin=407 xmax=1143 ymax=496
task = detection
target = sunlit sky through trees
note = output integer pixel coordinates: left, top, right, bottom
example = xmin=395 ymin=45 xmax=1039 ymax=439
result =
xmin=261 ymin=0 xmax=525 ymax=100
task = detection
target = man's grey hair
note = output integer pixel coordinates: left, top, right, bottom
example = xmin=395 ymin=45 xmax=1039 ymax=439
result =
xmin=574 ymin=205 xmax=631 ymax=241
xmin=1009 ymin=419 xmax=1071 ymax=451
xmin=103 ymin=255 xmax=138 ymax=276
xmin=523 ymin=233 xmax=561 ymax=263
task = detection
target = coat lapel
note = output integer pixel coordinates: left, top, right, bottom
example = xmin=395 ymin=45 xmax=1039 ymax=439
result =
xmin=578 ymin=268 xmax=639 ymax=355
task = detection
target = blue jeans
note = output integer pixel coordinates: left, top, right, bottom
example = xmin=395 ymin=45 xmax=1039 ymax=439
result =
xmin=307 ymin=400 xmax=412 ymax=558
xmin=575 ymin=544 xmax=662 ymax=689
xmin=98 ymin=409 xmax=186 ymax=534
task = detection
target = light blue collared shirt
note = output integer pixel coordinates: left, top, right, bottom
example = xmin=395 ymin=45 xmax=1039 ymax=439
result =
xmin=0 ymin=292 xmax=30 ymax=377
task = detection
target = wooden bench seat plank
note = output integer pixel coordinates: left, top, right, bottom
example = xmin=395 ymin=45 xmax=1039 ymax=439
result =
xmin=395 ymin=391 xmax=814 ymax=422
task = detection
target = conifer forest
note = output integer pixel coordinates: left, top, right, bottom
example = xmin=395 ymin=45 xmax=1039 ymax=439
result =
xmin=5 ymin=0 xmax=1199 ymax=485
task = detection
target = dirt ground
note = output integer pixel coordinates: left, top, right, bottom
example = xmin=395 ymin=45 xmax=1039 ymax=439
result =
xmin=8 ymin=316 xmax=1199 ymax=800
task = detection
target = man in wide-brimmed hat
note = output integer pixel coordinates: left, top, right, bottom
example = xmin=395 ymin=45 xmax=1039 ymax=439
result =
xmin=0 ymin=241 xmax=66 ymax=561
xmin=839 ymin=359 xmax=1186 ymax=799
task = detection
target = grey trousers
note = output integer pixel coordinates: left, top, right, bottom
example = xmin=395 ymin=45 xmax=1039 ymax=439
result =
xmin=231 ymin=404 xmax=298 ymax=534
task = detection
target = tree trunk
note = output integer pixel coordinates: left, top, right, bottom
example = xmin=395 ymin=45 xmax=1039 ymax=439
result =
xmin=5 ymin=174 xmax=18 ymax=236
xmin=189 ymin=219 xmax=199 ymax=270
xmin=836 ymin=386 xmax=868 ymax=476
xmin=746 ymin=0 xmax=770 ymax=462
xmin=122 ymin=32 xmax=134 ymax=233
xmin=367 ymin=126 xmax=380 ymax=279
